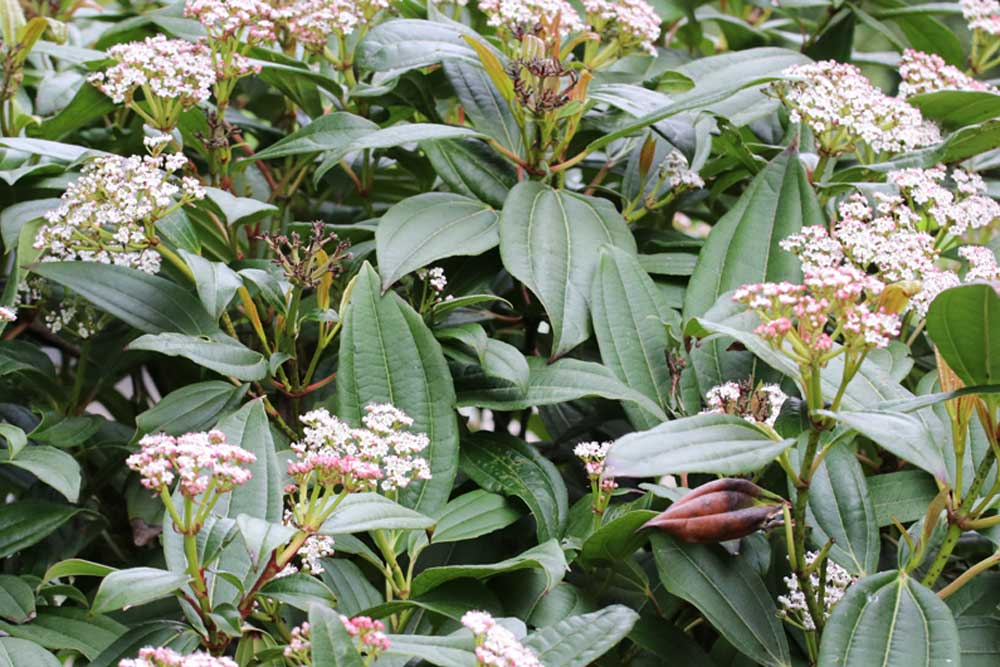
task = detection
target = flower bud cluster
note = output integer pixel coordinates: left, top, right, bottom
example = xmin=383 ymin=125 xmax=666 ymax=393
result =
xmin=126 ymin=430 xmax=256 ymax=497
xmin=119 ymin=647 xmax=238 ymax=667
xmin=702 ymin=380 xmax=787 ymax=428
xmin=774 ymin=61 xmax=940 ymax=158
xmin=90 ymin=35 xmax=215 ymax=109
xmin=289 ymin=404 xmax=431 ymax=494
xmin=461 ymin=611 xmax=542 ymax=667
xmin=583 ymin=0 xmax=661 ymax=54
xmin=898 ymin=49 xmax=997 ymax=98
xmin=962 ymin=0 xmax=1000 ymax=35
xmin=284 ymin=616 xmax=390 ymax=664
xmin=479 ymin=0 xmax=584 ymax=37
xmin=778 ymin=551 xmax=854 ymax=631
xmin=184 ymin=0 xmax=276 ymax=42
xmin=272 ymin=0 xmax=388 ymax=46
xmin=35 ymin=154 xmax=205 ymax=275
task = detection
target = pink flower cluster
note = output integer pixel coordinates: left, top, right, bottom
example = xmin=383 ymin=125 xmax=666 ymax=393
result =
xmin=775 ymin=61 xmax=940 ymax=157
xmin=962 ymin=0 xmax=1000 ymax=34
xmin=898 ymin=49 xmax=997 ymax=98
xmin=887 ymin=165 xmax=1000 ymax=236
xmin=126 ymin=430 xmax=256 ymax=497
xmin=184 ymin=0 xmax=276 ymax=42
xmin=573 ymin=440 xmax=617 ymax=492
xmin=461 ymin=611 xmax=542 ymax=667
xmin=90 ymin=35 xmax=215 ymax=107
xmin=36 ymin=154 xmax=205 ymax=275
xmin=119 ymin=647 xmax=237 ymax=667
xmin=703 ymin=380 xmax=787 ymax=428
xmin=734 ymin=264 xmax=900 ymax=353
xmin=584 ymin=0 xmax=661 ymax=53
xmin=272 ymin=0 xmax=388 ymax=46
xmin=479 ymin=0 xmax=584 ymax=36
xmin=288 ymin=404 xmax=431 ymax=493
xmin=960 ymin=245 xmax=1000 ymax=282
xmin=283 ymin=617 xmax=390 ymax=663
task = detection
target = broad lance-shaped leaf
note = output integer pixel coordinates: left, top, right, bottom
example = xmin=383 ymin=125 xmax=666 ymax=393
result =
xmin=319 ymin=493 xmax=435 ymax=534
xmin=605 ymin=413 xmax=794 ymax=478
xmin=249 ymin=112 xmax=377 ymax=161
xmin=128 ymin=333 xmax=268 ymax=382
xmin=591 ymin=244 xmax=677 ymax=430
xmin=443 ymin=60 xmax=520 ymax=154
xmin=926 ymin=283 xmax=1000 ymax=388
xmin=909 ymin=90 xmax=1000 ymax=130
xmin=0 ymin=607 xmax=127 ymax=660
xmin=499 ymin=181 xmax=637 ymax=358
xmin=30 ymin=262 xmax=219 ymax=336
xmin=4 ymin=445 xmax=82 ymax=502
xmin=357 ymin=18 xmax=479 ymax=72
xmin=684 ymin=147 xmax=821 ymax=391
xmin=818 ymin=570 xmax=960 ymax=667
xmin=0 ymin=576 xmax=34 ymax=623
xmin=0 ymin=638 xmax=61 ymax=667
xmin=422 ymin=139 xmax=516 ymax=209
xmin=336 ymin=262 xmax=459 ymax=514
xmin=429 ymin=490 xmax=520 ymax=544
xmin=524 ymin=605 xmax=640 ymax=667
xmin=410 ymin=539 xmax=567 ymax=597
xmin=0 ymin=502 xmax=83 ymax=558
xmin=383 ymin=634 xmax=476 ymax=667
xmin=376 ymin=193 xmax=498 ymax=291
xmin=652 ymin=534 xmax=791 ymax=667
xmin=437 ymin=323 xmax=529 ymax=391
xmin=91 ymin=568 xmax=189 ymax=615
xmin=309 ymin=604 xmax=365 ymax=667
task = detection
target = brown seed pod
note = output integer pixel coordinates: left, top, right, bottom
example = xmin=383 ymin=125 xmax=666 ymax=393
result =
xmin=641 ymin=478 xmax=787 ymax=544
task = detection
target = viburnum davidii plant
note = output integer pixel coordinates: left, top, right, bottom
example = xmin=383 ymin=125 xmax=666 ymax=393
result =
xmin=5 ymin=0 xmax=1000 ymax=664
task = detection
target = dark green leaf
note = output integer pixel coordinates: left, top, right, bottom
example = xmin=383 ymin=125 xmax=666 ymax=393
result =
xmin=927 ymin=284 xmax=1000 ymax=388
xmin=411 ymin=539 xmax=567 ymax=597
xmin=524 ymin=605 xmax=639 ymax=667
xmin=0 ymin=502 xmax=82 ymax=558
xmin=431 ymin=489 xmax=521 ymax=543
xmin=0 ymin=576 xmax=34 ymax=623
xmin=91 ymin=567 xmax=188 ymax=615
xmin=309 ymin=603 xmax=365 ymax=667
xmin=320 ymin=492 xmax=436 ymax=534
xmin=5 ymin=445 xmax=81 ymax=502
xmin=135 ymin=381 xmax=249 ymax=437
xmin=129 ymin=333 xmax=268 ymax=381
xmin=0 ymin=607 xmax=126 ymax=659
xmin=259 ymin=573 xmax=337 ymax=612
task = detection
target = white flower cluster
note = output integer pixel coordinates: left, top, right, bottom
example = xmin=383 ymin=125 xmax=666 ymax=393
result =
xmin=887 ymin=165 xmax=1000 ymax=236
xmin=776 ymin=61 xmax=940 ymax=157
xmin=584 ymin=0 xmax=661 ymax=53
xmin=119 ymin=648 xmax=237 ymax=667
xmin=273 ymin=0 xmax=388 ymax=45
xmin=418 ymin=266 xmax=448 ymax=294
xmin=778 ymin=552 xmax=853 ymax=631
xmin=702 ymin=381 xmax=787 ymax=428
xmin=898 ymin=49 xmax=997 ymax=98
xmin=461 ymin=611 xmax=542 ymax=667
xmin=35 ymin=154 xmax=205 ymax=274
xmin=479 ymin=0 xmax=584 ymax=36
xmin=277 ymin=510 xmax=336 ymax=576
xmin=960 ymin=245 xmax=1000 ymax=282
xmin=89 ymin=35 xmax=215 ymax=107
xmin=0 ymin=307 xmax=16 ymax=323
xmin=661 ymin=149 xmax=704 ymax=190
xmin=573 ymin=440 xmax=611 ymax=477
xmin=184 ymin=0 xmax=276 ymax=42
xmin=962 ymin=0 xmax=1000 ymax=34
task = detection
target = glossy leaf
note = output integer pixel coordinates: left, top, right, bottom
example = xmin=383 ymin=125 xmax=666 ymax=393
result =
xmin=5 ymin=445 xmax=81 ymax=502
xmin=0 ymin=576 xmax=34 ymax=623
xmin=430 ymin=490 xmax=521 ymax=543
xmin=411 ymin=539 xmax=567 ymax=597
xmin=91 ymin=567 xmax=189 ymax=615
xmin=926 ymin=284 xmax=1000 ymax=388
xmin=0 ymin=502 xmax=82 ymax=558
xmin=309 ymin=603 xmax=365 ymax=667
xmin=129 ymin=333 xmax=268 ymax=381
xmin=320 ymin=492 xmax=435 ymax=534
xmin=524 ymin=605 xmax=640 ymax=667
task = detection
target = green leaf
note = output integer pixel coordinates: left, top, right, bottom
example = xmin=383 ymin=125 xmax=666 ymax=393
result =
xmin=376 ymin=193 xmax=498 ymax=290
xmin=957 ymin=617 xmax=1000 ymax=666
xmin=818 ymin=409 xmax=949 ymax=483
xmin=357 ymin=18 xmax=478 ymax=72
xmin=868 ymin=471 xmax=939 ymax=526
xmin=0 ymin=199 xmax=57 ymax=251
xmin=42 ymin=558 xmax=116 ymax=584
xmin=314 ymin=124 xmax=485 ymax=183
xmin=927 ymin=284 xmax=1000 ymax=388
xmin=178 ymin=250 xmax=243 ymax=321
xmin=320 ymin=492 xmax=436 ymax=534
xmin=443 ymin=60 xmax=520 ymax=154
xmin=87 ymin=621 xmax=199 ymax=667
xmin=422 ymin=139 xmax=517 ymax=208
xmin=202 ymin=187 xmax=277 ymax=227
xmin=818 ymin=570 xmax=960 ymax=667
xmin=259 ymin=573 xmax=337 ymax=612
xmin=0 ymin=638 xmax=60 ymax=667
xmin=0 ymin=425 xmax=24 ymax=458
xmin=431 ymin=490 xmax=521 ymax=543
xmin=4 ymin=445 xmax=81 ymax=502
xmin=308 ymin=603 xmax=365 ymax=667
xmin=438 ymin=323 xmax=529 ymax=391
xmin=458 ymin=356 xmax=668 ymax=420
xmin=605 ymin=413 xmax=793 ymax=478
xmin=499 ymin=181 xmax=637 ymax=357
xmin=91 ymin=567 xmax=189 ymax=615
xmin=216 ymin=399 xmax=284 ymax=523
xmin=383 ymin=633 xmax=476 ymax=667
xmin=652 ymin=534 xmax=791 ymax=667
xmin=684 ymin=148 xmax=819 ymax=389
xmin=908 ymin=90 xmax=1000 ymax=130
xmin=30 ymin=262 xmax=219 ymax=336
xmin=361 ymin=581 xmax=502 ymax=622
xmin=35 ymin=82 xmax=117 ymax=141
xmin=129 ymin=333 xmax=268 ymax=381
xmin=319 ymin=560 xmax=382 ymax=617
xmin=803 ymin=441 xmax=879 ymax=575
xmin=251 ymin=112 xmax=378 ymax=161
xmin=524 ymin=605 xmax=639 ymax=667
xmin=336 ymin=262 xmax=459 ymax=514
xmin=135 ymin=381 xmax=249 ymax=436
xmin=0 ymin=576 xmax=34 ymax=623
xmin=592 ymin=245 xmax=676 ymax=430
xmin=411 ymin=539 xmax=567 ymax=597
xmin=579 ymin=510 xmax=656 ymax=566
xmin=460 ymin=432 xmax=568 ymax=543
xmin=0 ymin=502 xmax=81 ymax=558
xmin=0 ymin=607 xmax=126 ymax=659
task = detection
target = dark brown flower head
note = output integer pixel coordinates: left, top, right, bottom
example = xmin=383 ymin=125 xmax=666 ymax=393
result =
xmin=259 ymin=221 xmax=351 ymax=287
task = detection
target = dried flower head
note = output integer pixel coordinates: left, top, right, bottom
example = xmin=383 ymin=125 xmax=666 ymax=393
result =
xmin=898 ymin=49 xmax=997 ymax=98
xmin=289 ymin=404 xmax=431 ymax=494
xmin=584 ymin=0 xmax=661 ymax=54
xmin=774 ymin=61 xmax=940 ymax=158
xmin=126 ymin=430 xmax=256 ymax=497
xmin=36 ymin=154 xmax=205 ymax=275
xmin=260 ymin=222 xmax=351 ymax=287
xmin=119 ymin=647 xmax=238 ymax=667
xmin=778 ymin=551 xmax=854 ymax=631
xmin=89 ymin=36 xmax=216 ymax=128
xmin=702 ymin=380 xmax=787 ymax=428
xmin=507 ymin=55 xmax=579 ymax=114
xmin=461 ymin=611 xmax=543 ymax=667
